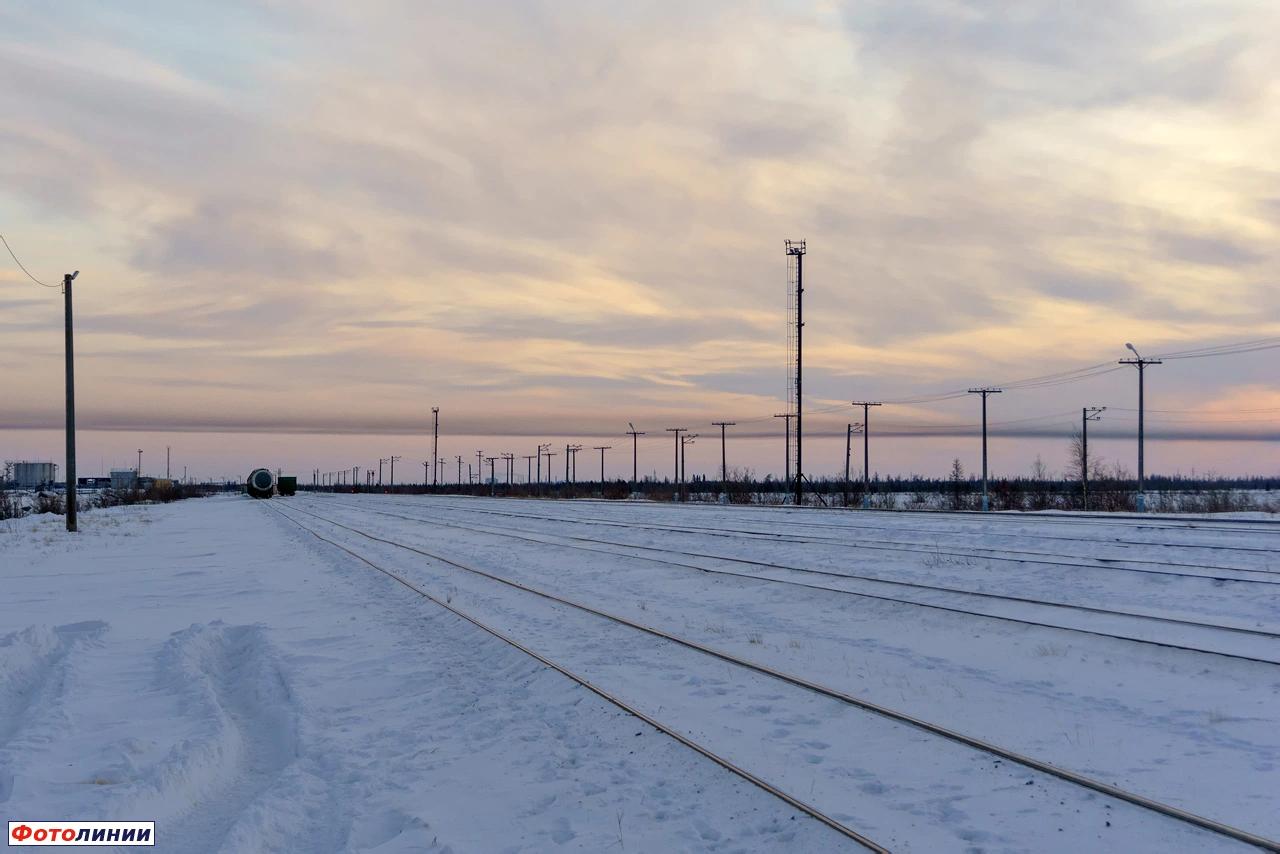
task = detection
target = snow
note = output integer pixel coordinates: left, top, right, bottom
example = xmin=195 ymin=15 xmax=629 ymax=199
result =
xmin=2 ymin=495 xmax=1277 ymax=852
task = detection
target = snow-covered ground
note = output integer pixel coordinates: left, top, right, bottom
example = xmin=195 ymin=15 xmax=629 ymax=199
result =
xmin=2 ymin=495 xmax=1277 ymax=852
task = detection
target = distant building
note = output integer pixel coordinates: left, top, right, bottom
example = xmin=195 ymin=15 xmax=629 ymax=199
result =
xmin=110 ymin=469 xmax=138 ymax=490
xmin=11 ymin=461 xmax=57 ymax=488
xmin=77 ymin=476 xmax=112 ymax=489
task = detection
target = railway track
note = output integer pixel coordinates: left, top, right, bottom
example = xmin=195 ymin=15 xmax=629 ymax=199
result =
xmin=268 ymin=500 xmax=1280 ymax=852
xmin=583 ymin=504 xmax=1280 ymax=558
xmin=373 ymin=499 xmax=1280 ymax=585
xmin=594 ymin=498 xmax=1280 ymax=534
xmin=324 ymin=498 xmax=1280 ymax=664
xmin=686 ymin=513 xmax=1280 ymax=556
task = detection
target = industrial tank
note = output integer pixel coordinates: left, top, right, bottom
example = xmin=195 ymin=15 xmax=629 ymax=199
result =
xmin=246 ymin=468 xmax=275 ymax=499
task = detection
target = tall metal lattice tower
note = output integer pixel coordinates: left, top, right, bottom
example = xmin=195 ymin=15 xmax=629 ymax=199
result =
xmin=785 ymin=239 xmax=805 ymax=505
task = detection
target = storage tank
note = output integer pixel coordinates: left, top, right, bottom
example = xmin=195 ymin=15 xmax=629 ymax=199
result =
xmin=246 ymin=468 xmax=275 ymax=499
xmin=12 ymin=461 xmax=57 ymax=488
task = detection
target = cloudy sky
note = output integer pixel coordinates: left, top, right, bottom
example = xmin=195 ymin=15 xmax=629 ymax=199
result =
xmin=2 ymin=1 xmax=1278 ymax=478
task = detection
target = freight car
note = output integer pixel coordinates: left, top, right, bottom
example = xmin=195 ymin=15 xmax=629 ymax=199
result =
xmin=246 ymin=468 xmax=275 ymax=499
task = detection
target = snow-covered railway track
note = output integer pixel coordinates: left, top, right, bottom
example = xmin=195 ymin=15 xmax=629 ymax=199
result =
xmin=265 ymin=502 xmax=885 ymax=851
xmin=382 ymin=500 xmax=1280 ymax=585
xmin=683 ymin=513 xmax=1280 ymax=556
xmin=324 ymin=499 xmax=1280 ymax=665
xmin=675 ymin=501 xmax=1280 ymax=534
xmin=270 ymin=501 xmax=1279 ymax=852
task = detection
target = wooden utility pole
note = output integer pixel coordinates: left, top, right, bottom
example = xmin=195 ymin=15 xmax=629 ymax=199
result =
xmin=431 ymin=407 xmax=440 ymax=487
xmin=593 ymin=446 xmax=611 ymax=493
xmin=1120 ymin=345 xmax=1161 ymax=512
xmin=967 ymin=389 xmax=1003 ymax=512
xmin=626 ymin=423 xmax=645 ymax=493
xmin=64 ymin=271 xmax=79 ymax=532
xmin=712 ymin=422 xmax=734 ymax=499
xmin=1082 ymin=406 xmax=1105 ymax=510
xmin=665 ymin=428 xmax=686 ymax=501
xmin=851 ymin=402 xmax=882 ymax=509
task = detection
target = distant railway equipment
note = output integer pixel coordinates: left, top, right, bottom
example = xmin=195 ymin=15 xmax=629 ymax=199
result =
xmin=246 ymin=468 xmax=275 ymax=499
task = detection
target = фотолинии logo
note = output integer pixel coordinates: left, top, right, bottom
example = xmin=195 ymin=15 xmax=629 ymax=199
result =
xmin=8 ymin=822 xmax=155 ymax=846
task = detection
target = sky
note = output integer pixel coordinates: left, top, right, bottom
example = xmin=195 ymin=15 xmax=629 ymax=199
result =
xmin=2 ymin=1 xmax=1278 ymax=481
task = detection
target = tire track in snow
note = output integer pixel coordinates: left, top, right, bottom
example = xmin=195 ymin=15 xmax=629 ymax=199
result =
xmin=0 ymin=621 xmax=108 ymax=804
xmin=107 ymin=623 xmax=343 ymax=853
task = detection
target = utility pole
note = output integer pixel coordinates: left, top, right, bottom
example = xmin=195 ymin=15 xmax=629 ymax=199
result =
xmin=1082 ymin=406 xmax=1105 ymax=511
xmin=137 ymin=449 xmax=143 ymax=481
xmin=681 ymin=434 xmax=697 ymax=498
xmin=566 ymin=444 xmax=583 ymax=484
xmin=786 ymin=239 xmax=806 ymax=507
xmin=502 ymin=453 xmax=514 ymax=487
xmin=485 ymin=456 xmax=497 ymax=494
xmin=626 ymin=423 xmax=645 ymax=493
xmin=476 ymin=451 xmax=483 ymax=486
xmin=665 ymin=428 xmax=686 ymax=500
xmin=712 ymin=422 xmax=735 ymax=500
xmin=523 ymin=454 xmax=535 ymax=485
xmin=851 ymin=402 xmax=882 ymax=509
xmin=378 ymin=458 xmax=386 ymax=486
xmin=545 ymin=451 xmax=557 ymax=487
xmin=773 ymin=413 xmax=794 ymax=487
xmin=456 ymin=455 xmax=463 ymax=485
xmin=431 ymin=407 xmax=440 ymax=487
xmin=166 ymin=446 xmax=171 ymax=480
xmin=63 ymin=271 xmax=79 ymax=532
xmin=844 ymin=422 xmax=865 ymax=507
xmin=1120 ymin=344 xmax=1162 ymax=513
xmin=537 ymin=443 xmax=549 ymax=486
xmin=423 ymin=460 xmax=429 ymax=486
xmin=967 ymin=388 xmax=1003 ymax=512
xmin=593 ymin=446 xmax=611 ymax=492
xmin=389 ymin=455 xmax=401 ymax=488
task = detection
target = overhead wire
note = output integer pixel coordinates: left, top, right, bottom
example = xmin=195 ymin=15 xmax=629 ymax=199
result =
xmin=735 ymin=332 xmax=1279 ymax=432
xmin=0 ymin=233 xmax=60 ymax=288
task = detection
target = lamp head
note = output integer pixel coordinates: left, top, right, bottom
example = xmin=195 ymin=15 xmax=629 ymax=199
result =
xmin=1125 ymin=342 xmax=1138 ymax=354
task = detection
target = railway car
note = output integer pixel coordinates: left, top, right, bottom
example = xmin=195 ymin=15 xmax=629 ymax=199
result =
xmin=277 ymin=476 xmax=297 ymax=496
xmin=246 ymin=468 xmax=275 ymax=499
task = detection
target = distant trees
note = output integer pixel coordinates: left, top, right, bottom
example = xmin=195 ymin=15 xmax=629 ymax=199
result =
xmin=948 ymin=459 xmax=967 ymax=510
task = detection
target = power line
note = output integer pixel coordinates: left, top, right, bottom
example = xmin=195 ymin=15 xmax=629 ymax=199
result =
xmin=1 ymin=233 xmax=61 ymax=288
